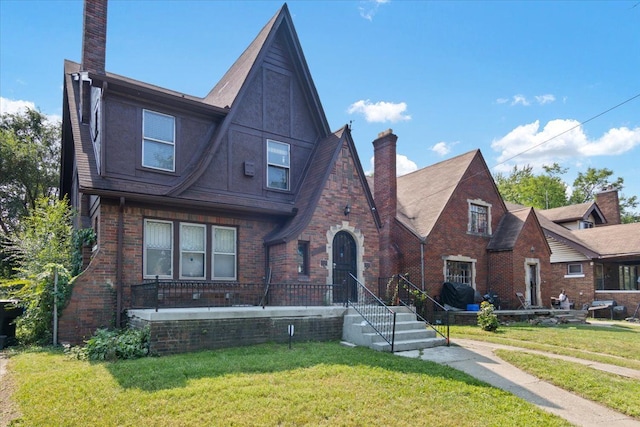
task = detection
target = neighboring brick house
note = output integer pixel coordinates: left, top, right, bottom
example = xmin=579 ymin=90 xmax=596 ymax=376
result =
xmin=372 ymin=131 xmax=551 ymax=309
xmin=537 ymin=198 xmax=640 ymax=314
xmin=59 ymin=1 xmax=380 ymax=344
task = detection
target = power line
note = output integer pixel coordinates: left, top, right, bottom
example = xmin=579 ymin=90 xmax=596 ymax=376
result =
xmin=491 ymin=91 xmax=640 ymax=171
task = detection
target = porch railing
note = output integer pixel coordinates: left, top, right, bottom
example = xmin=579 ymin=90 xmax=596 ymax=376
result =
xmin=131 ymin=277 xmax=339 ymax=311
xmin=348 ymin=273 xmax=396 ymax=352
xmin=396 ymin=274 xmax=449 ymax=346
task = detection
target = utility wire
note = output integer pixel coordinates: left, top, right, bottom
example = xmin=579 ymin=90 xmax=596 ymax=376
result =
xmin=491 ymin=92 xmax=640 ymax=170
xmin=398 ymin=91 xmax=640 ymax=204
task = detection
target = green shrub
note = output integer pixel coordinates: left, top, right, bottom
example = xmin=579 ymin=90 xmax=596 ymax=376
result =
xmin=71 ymin=327 xmax=150 ymax=361
xmin=477 ymin=301 xmax=499 ymax=332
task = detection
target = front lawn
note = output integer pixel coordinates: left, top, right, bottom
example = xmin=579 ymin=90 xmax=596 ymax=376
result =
xmin=4 ymin=342 xmax=569 ymax=427
xmin=450 ymin=322 xmax=640 ymax=369
xmin=496 ymin=350 xmax=640 ymax=419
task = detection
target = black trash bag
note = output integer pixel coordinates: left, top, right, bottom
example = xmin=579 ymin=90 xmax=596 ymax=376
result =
xmin=440 ymin=282 xmax=476 ymax=310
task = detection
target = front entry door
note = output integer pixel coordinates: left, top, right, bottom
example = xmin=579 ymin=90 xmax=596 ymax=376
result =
xmin=332 ymin=231 xmax=357 ymax=303
xmin=528 ymin=264 xmax=539 ymax=306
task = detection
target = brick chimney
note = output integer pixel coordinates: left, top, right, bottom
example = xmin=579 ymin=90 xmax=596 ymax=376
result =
xmin=81 ymin=0 xmax=108 ymax=75
xmin=595 ymin=186 xmax=621 ymax=225
xmin=373 ymin=129 xmax=398 ymax=279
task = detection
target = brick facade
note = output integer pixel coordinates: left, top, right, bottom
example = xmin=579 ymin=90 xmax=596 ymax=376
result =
xmin=595 ymin=188 xmax=621 ymax=225
xmin=130 ymin=313 xmax=344 ymax=356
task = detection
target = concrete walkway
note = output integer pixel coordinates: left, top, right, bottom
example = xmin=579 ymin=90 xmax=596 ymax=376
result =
xmin=396 ymin=339 xmax=640 ymax=427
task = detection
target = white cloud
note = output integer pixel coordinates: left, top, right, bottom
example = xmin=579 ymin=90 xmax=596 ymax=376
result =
xmin=347 ymin=99 xmax=411 ymax=123
xmin=359 ymin=0 xmax=389 ymax=21
xmin=1 ymin=97 xmax=36 ymax=115
xmin=368 ymin=153 xmax=418 ymax=177
xmin=431 ymin=141 xmax=455 ymax=156
xmin=535 ymin=94 xmax=556 ymax=105
xmin=500 ymin=94 xmax=556 ymax=107
xmin=491 ymin=118 xmax=640 ymax=172
xmin=0 ymin=97 xmax=61 ymax=123
xmin=511 ymin=94 xmax=530 ymax=106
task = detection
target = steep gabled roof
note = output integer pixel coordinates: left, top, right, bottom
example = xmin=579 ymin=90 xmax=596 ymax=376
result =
xmin=395 ymin=150 xmax=478 ymax=237
xmin=168 ymin=3 xmax=330 ymax=196
xmin=264 ymin=126 xmax=379 ymax=244
xmin=540 ymin=202 xmax=606 ymax=225
xmin=205 ymin=4 xmax=329 ymax=135
xmin=487 ymin=207 xmax=530 ymax=251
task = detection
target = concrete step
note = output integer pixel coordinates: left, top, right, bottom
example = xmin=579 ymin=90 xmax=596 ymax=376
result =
xmin=342 ymin=305 xmax=447 ymax=352
xmin=372 ymin=337 xmax=448 ymax=352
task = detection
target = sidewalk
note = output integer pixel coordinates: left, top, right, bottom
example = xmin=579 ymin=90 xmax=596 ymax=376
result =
xmin=396 ymin=339 xmax=640 ymax=427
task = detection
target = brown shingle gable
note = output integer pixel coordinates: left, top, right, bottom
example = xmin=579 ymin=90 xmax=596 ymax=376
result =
xmin=204 ymin=6 xmax=280 ymax=109
xmin=540 ymin=202 xmax=605 ymax=224
xmin=487 ymin=208 xmax=530 ymax=251
xmin=570 ymin=222 xmax=640 ymax=258
xmin=395 ymin=150 xmax=479 ymax=237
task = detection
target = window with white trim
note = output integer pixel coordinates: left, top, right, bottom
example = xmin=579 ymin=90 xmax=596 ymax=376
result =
xmin=579 ymin=221 xmax=594 ymax=229
xmin=567 ymin=263 xmax=583 ymax=275
xmin=267 ymin=140 xmax=290 ymax=190
xmin=212 ymin=226 xmax=237 ymax=280
xmin=468 ymin=200 xmax=491 ymax=235
xmin=142 ymin=109 xmax=175 ymax=172
xmin=180 ymin=223 xmax=206 ymax=279
xmin=446 ymin=260 xmax=472 ymax=285
xmin=144 ymin=219 xmax=173 ymax=278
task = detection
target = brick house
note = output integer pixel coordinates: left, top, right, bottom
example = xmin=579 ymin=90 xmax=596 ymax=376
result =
xmin=372 ymin=131 xmax=551 ymax=309
xmin=537 ymin=193 xmax=640 ymax=315
xmin=59 ymin=1 xmax=380 ymax=345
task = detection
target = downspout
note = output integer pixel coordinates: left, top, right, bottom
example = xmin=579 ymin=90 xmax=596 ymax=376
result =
xmin=420 ymin=237 xmax=426 ymax=291
xmin=116 ymin=196 xmax=125 ymax=328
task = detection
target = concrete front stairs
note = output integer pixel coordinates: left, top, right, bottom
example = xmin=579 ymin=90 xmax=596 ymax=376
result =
xmin=342 ymin=306 xmax=447 ymax=352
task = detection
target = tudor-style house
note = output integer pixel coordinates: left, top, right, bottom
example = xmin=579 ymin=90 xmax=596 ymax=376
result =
xmin=59 ymin=0 xmax=380 ymax=344
xmin=371 ymin=131 xmax=551 ymax=309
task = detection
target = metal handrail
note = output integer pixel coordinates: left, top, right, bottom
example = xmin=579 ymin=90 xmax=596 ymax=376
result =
xmin=397 ymin=274 xmax=449 ymax=346
xmin=130 ymin=277 xmax=337 ymax=311
xmin=348 ymin=273 xmax=396 ymax=352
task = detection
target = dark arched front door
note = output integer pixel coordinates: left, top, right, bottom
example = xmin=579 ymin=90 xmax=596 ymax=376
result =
xmin=333 ymin=231 xmax=357 ymax=303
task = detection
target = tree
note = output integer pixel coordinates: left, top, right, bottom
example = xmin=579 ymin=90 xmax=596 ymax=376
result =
xmin=495 ymin=163 xmax=568 ymax=209
xmin=569 ymin=167 xmax=638 ymax=223
xmin=0 ymin=108 xmax=60 ymax=276
xmin=4 ymin=196 xmax=75 ymax=344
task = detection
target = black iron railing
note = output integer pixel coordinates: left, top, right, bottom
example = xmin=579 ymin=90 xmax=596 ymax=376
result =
xmin=396 ymin=274 xmax=449 ymax=346
xmin=131 ymin=277 xmax=339 ymax=311
xmin=348 ymin=273 xmax=396 ymax=352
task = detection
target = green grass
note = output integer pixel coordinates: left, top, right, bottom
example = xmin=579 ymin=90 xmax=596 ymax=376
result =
xmin=450 ymin=322 xmax=640 ymax=370
xmin=496 ymin=350 xmax=640 ymax=419
xmin=5 ymin=342 xmax=570 ymax=427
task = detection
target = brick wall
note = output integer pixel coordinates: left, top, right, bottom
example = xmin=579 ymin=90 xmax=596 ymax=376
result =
xmin=549 ymin=262 xmax=594 ymax=310
xmin=275 ymin=140 xmax=379 ymax=291
xmin=595 ymin=189 xmax=621 ymax=225
xmin=418 ymin=154 xmax=507 ymax=298
xmin=81 ymin=0 xmax=107 ymax=74
xmin=373 ymin=130 xmax=397 ymax=280
xmin=130 ymin=315 xmax=344 ymax=356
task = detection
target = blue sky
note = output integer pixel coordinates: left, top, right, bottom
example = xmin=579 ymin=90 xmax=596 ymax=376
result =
xmin=2 ymin=0 xmax=639 ymax=204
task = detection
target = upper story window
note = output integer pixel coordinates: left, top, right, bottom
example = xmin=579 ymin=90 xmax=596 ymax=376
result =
xmin=468 ymin=201 xmax=491 ymax=235
xmin=579 ymin=221 xmax=594 ymax=229
xmin=143 ymin=109 xmax=175 ymax=172
xmin=267 ymin=140 xmax=290 ymax=190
